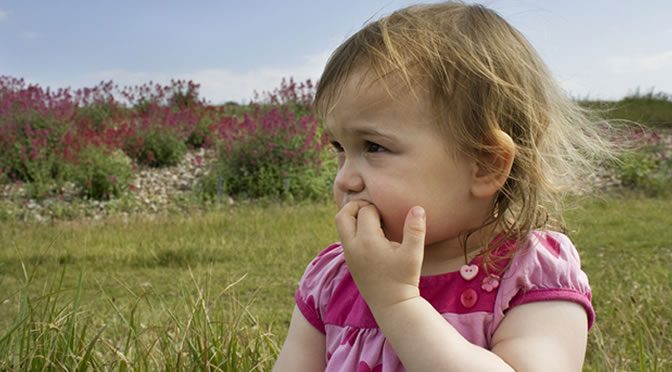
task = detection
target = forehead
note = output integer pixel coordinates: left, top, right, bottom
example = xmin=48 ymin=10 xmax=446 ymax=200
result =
xmin=324 ymin=68 xmax=430 ymax=128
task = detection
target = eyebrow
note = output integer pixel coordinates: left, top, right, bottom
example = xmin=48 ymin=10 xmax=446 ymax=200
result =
xmin=325 ymin=126 xmax=396 ymax=141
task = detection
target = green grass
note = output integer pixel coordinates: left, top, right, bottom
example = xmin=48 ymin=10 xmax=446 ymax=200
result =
xmin=1 ymin=196 xmax=670 ymax=370
xmin=565 ymin=194 xmax=672 ymax=370
xmin=0 ymin=202 xmax=338 ymax=370
xmin=580 ymin=92 xmax=672 ymax=127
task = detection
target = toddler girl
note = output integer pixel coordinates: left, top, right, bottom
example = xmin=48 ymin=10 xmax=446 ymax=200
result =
xmin=275 ymin=2 xmax=612 ymax=371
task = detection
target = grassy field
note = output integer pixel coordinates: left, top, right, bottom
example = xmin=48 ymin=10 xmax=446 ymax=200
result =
xmin=1 ymin=195 xmax=671 ymax=370
xmin=580 ymin=92 xmax=672 ymax=127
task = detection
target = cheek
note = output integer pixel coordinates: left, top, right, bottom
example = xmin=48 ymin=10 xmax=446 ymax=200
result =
xmin=381 ymin=207 xmax=449 ymax=244
xmin=366 ymin=181 xmax=418 ymax=242
xmin=376 ymin=200 xmax=411 ymax=243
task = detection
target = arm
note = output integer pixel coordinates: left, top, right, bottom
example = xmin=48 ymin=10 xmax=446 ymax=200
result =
xmin=372 ymin=298 xmax=588 ymax=371
xmin=273 ymin=306 xmax=326 ymax=372
xmin=491 ymin=300 xmax=588 ymax=371
xmin=371 ymin=296 xmax=514 ymax=371
xmin=337 ymin=202 xmax=588 ymax=371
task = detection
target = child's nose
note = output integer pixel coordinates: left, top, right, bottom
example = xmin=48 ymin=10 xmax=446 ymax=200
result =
xmin=334 ymin=159 xmax=364 ymax=194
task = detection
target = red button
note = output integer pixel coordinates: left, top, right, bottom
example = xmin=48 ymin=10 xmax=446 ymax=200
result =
xmin=460 ymin=288 xmax=478 ymax=308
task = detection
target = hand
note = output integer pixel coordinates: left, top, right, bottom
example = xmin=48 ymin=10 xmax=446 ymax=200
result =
xmin=335 ymin=201 xmax=427 ymax=311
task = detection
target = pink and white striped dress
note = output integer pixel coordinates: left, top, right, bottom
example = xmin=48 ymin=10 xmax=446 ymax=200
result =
xmin=295 ymin=231 xmax=594 ymax=372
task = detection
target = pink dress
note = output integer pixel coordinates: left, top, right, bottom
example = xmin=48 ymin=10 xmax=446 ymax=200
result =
xmin=295 ymin=230 xmax=595 ymax=372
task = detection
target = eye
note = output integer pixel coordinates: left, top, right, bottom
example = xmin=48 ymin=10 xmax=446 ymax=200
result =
xmin=330 ymin=141 xmax=344 ymax=153
xmin=365 ymin=141 xmax=387 ymax=153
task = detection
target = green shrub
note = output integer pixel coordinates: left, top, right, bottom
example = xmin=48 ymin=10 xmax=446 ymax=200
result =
xmin=125 ymin=126 xmax=187 ymax=167
xmin=75 ymin=101 xmax=120 ymax=131
xmin=22 ymin=153 xmax=68 ymax=199
xmin=617 ymin=149 xmax=671 ymax=197
xmin=200 ymin=108 xmax=334 ymax=201
xmin=203 ymin=139 xmax=335 ymax=201
xmin=186 ymin=116 xmax=214 ymax=148
xmin=69 ymin=146 xmax=133 ymax=200
xmin=207 ymin=156 xmax=335 ymax=201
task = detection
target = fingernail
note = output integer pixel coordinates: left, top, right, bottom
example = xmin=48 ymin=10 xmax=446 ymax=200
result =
xmin=411 ymin=206 xmax=425 ymax=219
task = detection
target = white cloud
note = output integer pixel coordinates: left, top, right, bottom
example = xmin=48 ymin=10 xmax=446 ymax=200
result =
xmin=607 ymin=50 xmax=672 ymax=73
xmin=81 ymin=50 xmax=331 ymax=104
xmin=0 ymin=10 xmax=8 ymax=22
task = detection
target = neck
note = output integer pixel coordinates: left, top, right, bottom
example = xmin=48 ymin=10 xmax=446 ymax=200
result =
xmin=421 ymin=225 xmax=496 ymax=276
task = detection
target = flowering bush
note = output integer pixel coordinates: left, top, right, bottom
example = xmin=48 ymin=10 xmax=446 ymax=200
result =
xmin=254 ymin=77 xmax=316 ymax=117
xmin=0 ymin=76 xmax=335 ymax=203
xmin=0 ymin=76 xmax=208 ymax=198
xmin=6 ymin=74 xmax=671 ymax=207
xmin=201 ymin=106 xmax=334 ymax=200
xmin=120 ymin=80 xmax=212 ymax=155
xmin=0 ymin=77 xmax=75 ymax=196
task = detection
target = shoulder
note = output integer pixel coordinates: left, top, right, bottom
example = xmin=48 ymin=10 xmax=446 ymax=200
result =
xmin=495 ymin=230 xmax=595 ymax=329
xmin=295 ymin=243 xmax=348 ymax=334
xmin=510 ymin=231 xmax=588 ymax=290
xmin=299 ymin=243 xmax=346 ymax=289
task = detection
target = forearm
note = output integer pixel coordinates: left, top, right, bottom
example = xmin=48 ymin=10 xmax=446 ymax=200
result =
xmin=371 ymin=297 xmax=515 ymax=372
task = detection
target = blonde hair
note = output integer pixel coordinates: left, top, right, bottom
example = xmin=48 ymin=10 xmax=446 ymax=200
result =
xmin=316 ymin=2 xmax=615 ymax=261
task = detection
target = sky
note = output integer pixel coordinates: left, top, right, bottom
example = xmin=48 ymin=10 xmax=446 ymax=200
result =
xmin=2 ymin=0 xmax=671 ymax=104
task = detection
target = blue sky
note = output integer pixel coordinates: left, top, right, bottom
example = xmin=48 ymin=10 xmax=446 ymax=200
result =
xmin=2 ymin=1 xmax=671 ymax=103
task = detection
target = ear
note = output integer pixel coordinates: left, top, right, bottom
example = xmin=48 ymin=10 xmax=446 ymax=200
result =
xmin=470 ymin=130 xmax=515 ymax=199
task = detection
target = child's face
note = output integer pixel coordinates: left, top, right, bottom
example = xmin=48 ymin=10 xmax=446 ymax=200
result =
xmin=325 ymin=69 xmax=492 ymax=247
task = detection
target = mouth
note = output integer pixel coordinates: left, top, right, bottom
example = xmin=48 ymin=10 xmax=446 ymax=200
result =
xmin=352 ymin=201 xmax=385 ymax=229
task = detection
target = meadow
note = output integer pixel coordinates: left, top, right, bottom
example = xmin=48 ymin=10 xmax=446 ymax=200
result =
xmin=1 ymin=196 xmax=671 ymax=370
xmin=1 ymin=77 xmax=671 ymax=370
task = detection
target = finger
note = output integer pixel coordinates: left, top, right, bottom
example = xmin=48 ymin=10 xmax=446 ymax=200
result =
xmin=356 ymin=204 xmax=383 ymax=236
xmin=400 ymin=206 xmax=426 ymax=252
xmin=335 ymin=200 xmax=371 ymax=242
xmin=338 ymin=200 xmax=371 ymax=218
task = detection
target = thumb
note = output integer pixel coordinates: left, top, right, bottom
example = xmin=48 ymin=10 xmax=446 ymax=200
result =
xmin=401 ymin=206 xmax=426 ymax=251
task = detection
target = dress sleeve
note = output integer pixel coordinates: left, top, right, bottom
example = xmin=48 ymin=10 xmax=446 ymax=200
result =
xmin=295 ymin=243 xmax=346 ymax=334
xmin=495 ymin=231 xmax=595 ymax=329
